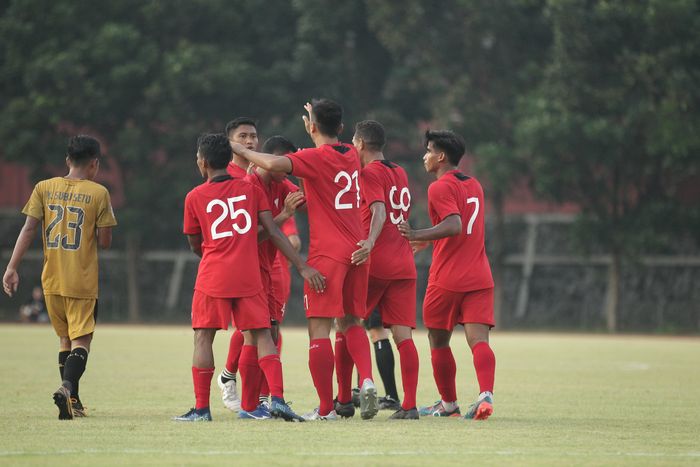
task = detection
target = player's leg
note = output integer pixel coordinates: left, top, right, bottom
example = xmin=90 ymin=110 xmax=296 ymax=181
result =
xmin=217 ymin=328 xmax=243 ymax=411
xmin=44 ymin=295 xmax=73 ymax=419
xmin=421 ymin=285 xmax=462 ymax=417
xmin=58 ymin=336 xmax=70 ymax=386
xmin=369 ymin=321 xmax=401 ymax=410
xmin=174 ymin=291 xmax=226 ymax=421
xmin=306 ymin=316 xmax=336 ymax=419
xmin=238 ymin=330 xmax=264 ymax=416
xmin=460 ymin=288 xmax=496 ymax=420
xmin=62 ymin=332 xmax=92 ymax=417
xmin=337 ymin=263 xmax=377 ymax=420
xmin=382 ymin=278 xmax=419 ymax=419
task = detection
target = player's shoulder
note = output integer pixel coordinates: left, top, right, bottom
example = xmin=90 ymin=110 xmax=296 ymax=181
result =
xmin=82 ymin=179 xmax=111 ymax=196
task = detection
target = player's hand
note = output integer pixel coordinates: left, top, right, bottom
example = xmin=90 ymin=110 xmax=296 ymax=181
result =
xmin=230 ymin=142 xmax=247 ymax=156
xmin=300 ymin=265 xmax=326 ymax=293
xmin=2 ymin=268 xmax=19 ymax=297
xmin=410 ymin=240 xmax=430 ymax=254
xmin=283 ymin=191 xmax=306 ymax=216
xmin=397 ymin=221 xmax=415 ymax=240
xmin=351 ymin=239 xmax=373 ymax=265
xmin=302 ymin=102 xmax=313 ymax=135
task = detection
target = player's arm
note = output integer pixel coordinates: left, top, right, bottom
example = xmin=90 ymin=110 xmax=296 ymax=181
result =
xmin=256 ymin=191 xmax=306 ymax=242
xmin=287 ymin=234 xmax=301 ymax=252
xmin=258 ymin=210 xmax=325 ymax=292
xmin=351 ymin=201 xmax=386 ymax=265
xmin=3 ymin=216 xmax=41 ymax=297
xmin=231 ymin=143 xmax=292 ymax=173
xmin=186 ymin=234 xmax=203 ymax=258
xmin=398 ymin=214 xmax=462 ymax=242
xmin=96 ymin=227 xmax=113 ymax=249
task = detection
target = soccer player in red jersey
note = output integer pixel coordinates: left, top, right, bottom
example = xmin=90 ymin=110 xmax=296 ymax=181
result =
xmin=217 ymin=117 xmax=265 ymax=412
xmin=230 ymin=99 xmax=379 ymax=421
xmin=173 ymin=133 xmax=324 ymax=422
xmin=398 ymin=130 xmax=496 ymax=420
xmin=345 ymin=120 xmax=420 ymax=420
xmin=239 ymin=135 xmax=305 ymax=416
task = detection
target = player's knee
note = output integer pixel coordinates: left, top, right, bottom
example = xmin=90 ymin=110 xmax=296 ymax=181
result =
xmin=391 ymin=325 xmax=412 ymax=345
xmin=428 ymin=328 xmax=451 ymax=348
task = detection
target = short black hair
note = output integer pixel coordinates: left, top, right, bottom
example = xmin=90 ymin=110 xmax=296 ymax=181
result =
xmin=425 ymin=130 xmax=466 ymax=166
xmin=197 ymin=133 xmax=232 ymax=169
xmin=262 ymin=135 xmax=297 ymax=155
xmin=66 ymin=135 xmax=101 ymax=165
xmin=354 ymin=120 xmax=386 ymax=151
xmin=311 ymin=98 xmax=343 ymax=137
xmin=225 ymin=117 xmax=258 ymax=137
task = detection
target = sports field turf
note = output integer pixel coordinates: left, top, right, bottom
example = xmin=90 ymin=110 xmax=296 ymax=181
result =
xmin=0 ymin=324 xmax=698 ymax=466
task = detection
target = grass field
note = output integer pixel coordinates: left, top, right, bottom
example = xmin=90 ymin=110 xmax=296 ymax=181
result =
xmin=1 ymin=324 xmax=699 ymax=466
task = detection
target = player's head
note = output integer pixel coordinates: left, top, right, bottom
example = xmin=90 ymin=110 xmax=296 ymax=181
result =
xmin=310 ymin=98 xmax=343 ymax=138
xmin=225 ymin=117 xmax=258 ymax=151
xmin=260 ymin=135 xmax=297 ymax=182
xmin=423 ymin=130 xmax=465 ymax=173
xmin=353 ymin=120 xmax=386 ymax=156
xmin=196 ymin=133 xmax=232 ymax=178
xmin=66 ymin=135 xmax=101 ymax=180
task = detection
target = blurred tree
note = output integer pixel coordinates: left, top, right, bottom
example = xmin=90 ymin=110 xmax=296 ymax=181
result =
xmin=517 ymin=0 xmax=700 ymax=331
xmin=366 ymin=0 xmax=552 ymax=324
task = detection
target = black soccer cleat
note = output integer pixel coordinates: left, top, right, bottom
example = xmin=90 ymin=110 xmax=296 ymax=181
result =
xmin=388 ymin=407 xmax=419 ymax=420
xmin=334 ymin=399 xmax=355 ymax=418
xmin=53 ymin=386 xmax=73 ymax=420
xmin=378 ymin=395 xmax=402 ymax=411
xmin=351 ymin=387 xmax=360 ymax=408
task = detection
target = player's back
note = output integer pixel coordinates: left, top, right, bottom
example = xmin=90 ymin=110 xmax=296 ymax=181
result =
xmin=361 ymin=160 xmax=416 ymax=280
xmin=428 ymin=170 xmax=494 ymax=292
xmin=184 ymin=175 xmax=266 ymax=297
xmin=287 ymin=143 xmax=364 ymax=263
xmin=23 ymin=177 xmax=116 ymax=299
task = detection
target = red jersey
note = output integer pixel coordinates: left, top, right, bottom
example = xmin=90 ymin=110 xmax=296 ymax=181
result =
xmin=286 ymin=144 xmax=364 ymax=263
xmin=227 ymin=162 xmax=248 ymax=178
xmin=244 ymin=171 xmax=298 ymax=273
xmin=360 ymin=160 xmax=416 ymax=280
xmin=427 ymin=170 xmax=494 ymax=292
xmin=183 ymin=174 xmax=270 ymax=297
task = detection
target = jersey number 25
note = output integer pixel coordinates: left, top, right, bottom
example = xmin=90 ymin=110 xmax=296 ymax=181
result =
xmin=207 ymin=196 xmax=252 ymax=239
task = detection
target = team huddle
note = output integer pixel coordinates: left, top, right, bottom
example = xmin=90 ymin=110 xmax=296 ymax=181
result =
xmin=2 ymin=98 xmax=496 ymax=422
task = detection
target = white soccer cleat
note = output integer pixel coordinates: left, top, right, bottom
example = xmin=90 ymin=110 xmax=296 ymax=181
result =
xmin=359 ymin=378 xmax=379 ymax=420
xmin=302 ymin=408 xmax=339 ymax=421
xmin=217 ymin=372 xmax=241 ymax=412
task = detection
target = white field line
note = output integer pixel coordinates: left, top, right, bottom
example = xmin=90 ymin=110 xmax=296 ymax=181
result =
xmin=1 ymin=449 xmax=699 ymax=458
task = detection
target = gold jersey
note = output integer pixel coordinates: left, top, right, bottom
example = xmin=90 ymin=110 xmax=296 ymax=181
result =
xmin=22 ymin=177 xmax=117 ymax=299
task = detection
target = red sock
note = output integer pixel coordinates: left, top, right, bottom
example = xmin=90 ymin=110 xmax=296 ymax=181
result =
xmin=308 ymin=338 xmax=334 ymax=416
xmin=192 ymin=366 xmax=214 ymax=410
xmin=225 ymin=330 xmax=244 ymax=374
xmin=397 ymin=339 xmax=419 ymax=410
xmin=471 ymin=341 xmax=496 ymax=393
xmin=259 ymin=334 xmax=284 ymax=398
xmin=334 ymin=332 xmax=354 ymax=404
xmin=343 ymin=325 xmax=373 ymax=383
xmin=239 ymin=345 xmax=262 ymax=411
xmin=431 ymin=347 xmax=457 ymax=403
xmin=258 ymin=354 xmax=284 ymax=399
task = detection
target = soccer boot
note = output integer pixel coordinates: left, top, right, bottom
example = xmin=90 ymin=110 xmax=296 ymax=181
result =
xmin=53 ymin=386 xmax=73 ymax=420
xmin=70 ymin=398 xmax=87 ymax=418
xmin=418 ymin=400 xmax=461 ymax=417
xmin=388 ymin=407 xmax=419 ymax=420
xmin=351 ymin=386 xmax=361 ymax=408
xmin=217 ymin=372 xmax=241 ymax=412
xmin=334 ymin=398 xmax=355 ymax=418
xmin=238 ymin=403 xmax=272 ymax=420
xmin=378 ymin=395 xmax=402 ymax=411
xmin=359 ymin=378 xmax=379 ymax=420
xmin=464 ymin=393 xmax=494 ymax=420
xmin=302 ymin=408 xmax=339 ymax=421
xmin=269 ymin=397 xmax=305 ymax=422
xmin=173 ymin=407 xmax=213 ymax=422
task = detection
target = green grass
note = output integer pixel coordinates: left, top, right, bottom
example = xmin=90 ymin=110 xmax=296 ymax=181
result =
xmin=1 ymin=324 xmax=699 ymax=466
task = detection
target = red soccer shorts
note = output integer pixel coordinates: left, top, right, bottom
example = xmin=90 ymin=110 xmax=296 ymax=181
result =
xmin=365 ymin=277 xmax=417 ymax=328
xmin=304 ymin=256 xmax=369 ymax=319
xmin=191 ymin=289 xmax=270 ymax=331
xmin=422 ymin=285 xmax=495 ymax=330
xmin=271 ymin=259 xmax=291 ymax=310
xmin=261 ymin=268 xmax=284 ymax=323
